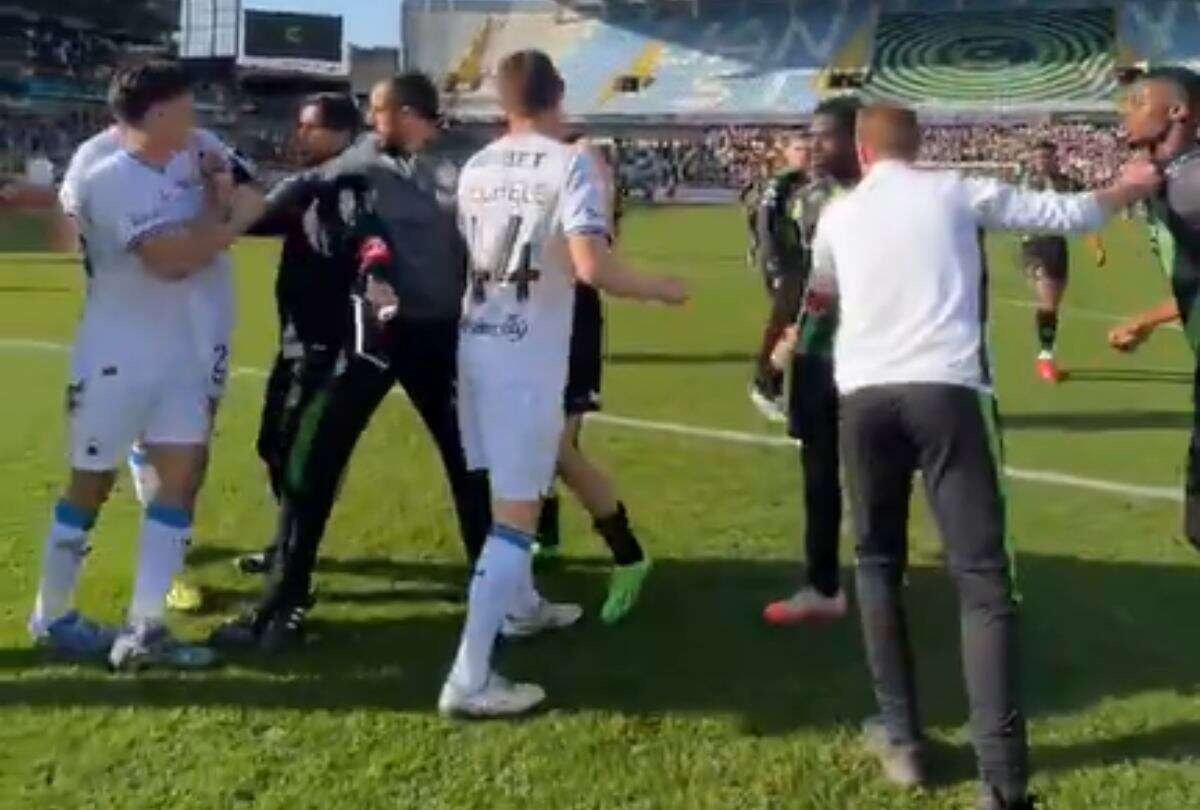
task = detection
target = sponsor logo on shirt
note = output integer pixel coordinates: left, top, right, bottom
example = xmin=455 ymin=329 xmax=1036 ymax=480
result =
xmin=461 ymin=314 xmax=530 ymax=343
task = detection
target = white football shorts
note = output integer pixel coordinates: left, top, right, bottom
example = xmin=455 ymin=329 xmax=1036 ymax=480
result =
xmin=457 ymin=371 xmax=565 ymax=502
xmin=67 ymin=359 xmax=212 ymax=472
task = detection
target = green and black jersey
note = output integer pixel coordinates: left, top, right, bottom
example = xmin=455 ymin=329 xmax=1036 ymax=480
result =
xmin=755 ymin=168 xmax=809 ymax=278
xmin=1148 ymin=146 xmax=1200 ymax=355
xmin=792 ymin=176 xmax=854 ymax=357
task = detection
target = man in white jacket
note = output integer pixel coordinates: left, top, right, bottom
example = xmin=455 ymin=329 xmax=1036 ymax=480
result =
xmin=807 ymin=103 xmax=1160 ymax=809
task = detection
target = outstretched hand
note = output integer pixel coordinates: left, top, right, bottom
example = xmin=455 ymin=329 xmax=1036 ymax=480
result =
xmin=655 ymin=276 xmax=690 ymax=306
xmin=1107 ymin=318 xmax=1151 ymax=353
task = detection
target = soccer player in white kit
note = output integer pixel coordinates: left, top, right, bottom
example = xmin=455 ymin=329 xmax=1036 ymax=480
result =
xmin=439 ymin=50 xmax=688 ymax=717
xmin=56 ymin=121 xmax=241 ymax=614
xmin=27 ymin=63 xmax=263 ymax=670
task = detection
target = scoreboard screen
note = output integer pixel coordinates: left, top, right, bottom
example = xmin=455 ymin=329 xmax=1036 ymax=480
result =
xmin=240 ymin=10 xmax=345 ymax=73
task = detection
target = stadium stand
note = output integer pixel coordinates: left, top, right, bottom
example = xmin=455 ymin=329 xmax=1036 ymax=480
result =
xmin=1118 ymin=0 xmax=1200 ymax=67
xmin=407 ymin=0 xmax=1200 ymax=120
xmin=404 ymin=0 xmax=875 ymax=120
xmin=864 ymin=7 xmax=1118 ymax=112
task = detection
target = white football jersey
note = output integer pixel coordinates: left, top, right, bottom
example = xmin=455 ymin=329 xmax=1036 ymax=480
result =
xmin=72 ymin=148 xmax=226 ymax=379
xmin=63 ymin=127 xmax=235 ymax=393
xmin=457 ymin=131 xmax=608 ymax=384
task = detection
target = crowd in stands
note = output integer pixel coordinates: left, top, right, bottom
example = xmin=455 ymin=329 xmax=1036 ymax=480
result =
xmin=1 ymin=106 xmax=1128 ymax=195
xmin=0 ymin=109 xmax=110 ymax=175
xmin=919 ymin=122 xmax=1127 ymax=185
xmin=0 ymin=108 xmax=292 ymax=179
xmin=611 ymin=121 xmax=1127 ymax=193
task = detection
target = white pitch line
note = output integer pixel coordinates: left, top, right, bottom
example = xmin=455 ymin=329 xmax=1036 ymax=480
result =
xmin=994 ymin=297 xmax=1182 ymax=331
xmin=0 ymin=337 xmax=73 ymax=352
xmin=0 ymin=337 xmax=1183 ymax=504
xmin=586 ymin=411 xmax=1183 ymax=503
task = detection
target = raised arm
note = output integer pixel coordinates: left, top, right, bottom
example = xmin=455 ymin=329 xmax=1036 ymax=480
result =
xmin=964 ymin=159 xmax=1161 ymax=234
xmin=135 ymin=217 xmax=242 ymax=279
xmin=247 ymin=170 xmax=326 ymax=237
xmin=137 ymin=181 xmax=265 ymax=280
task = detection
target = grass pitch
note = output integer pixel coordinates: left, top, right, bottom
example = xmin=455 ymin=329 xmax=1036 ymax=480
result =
xmin=0 ymin=206 xmax=1197 ymax=809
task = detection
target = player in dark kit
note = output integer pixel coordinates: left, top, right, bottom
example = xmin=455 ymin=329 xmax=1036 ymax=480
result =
xmin=740 ymin=157 xmax=775 ymax=275
xmin=1110 ymin=66 xmax=1200 ymax=551
xmin=1017 ymin=141 xmax=1107 ymax=383
xmin=215 ymin=175 xmax=403 ymax=650
xmin=762 ymin=95 xmax=862 ymax=626
xmin=749 ymin=134 xmax=811 ymax=422
xmin=534 ymin=135 xmax=652 ymax=624
xmin=238 ymin=94 xmax=362 ymax=576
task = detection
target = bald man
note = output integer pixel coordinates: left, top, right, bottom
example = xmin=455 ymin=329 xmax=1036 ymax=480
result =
xmin=808 ymin=104 xmax=1159 ymax=808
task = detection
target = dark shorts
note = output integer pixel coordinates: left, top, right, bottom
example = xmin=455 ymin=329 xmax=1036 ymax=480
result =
xmin=565 ymin=284 xmax=603 ymax=415
xmin=765 ymin=272 xmax=805 ymax=326
xmin=788 ymin=352 xmax=838 ymax=442
xmin=1021 ymin=238 xmax=1069 ymax=283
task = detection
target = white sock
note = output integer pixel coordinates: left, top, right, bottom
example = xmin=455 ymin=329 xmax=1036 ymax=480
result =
xmin=447 ymin=525 xmax=532 ymax=693
xmin=513 ymin=558 xmax=542 ymax=618
xmin=127 ymin=445 xmax=159 ymax=506
xmin=128 ymin=503 xmax=191 ymax=626
xmin=29 ymin=500 xmax=94 ymax=636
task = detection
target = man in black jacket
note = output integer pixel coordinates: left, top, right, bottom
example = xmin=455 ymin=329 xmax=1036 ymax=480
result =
xmin=239 ymin=93 xmax=362 ymax=576
xmin=213 ymin=74 xmax=491 ymax=652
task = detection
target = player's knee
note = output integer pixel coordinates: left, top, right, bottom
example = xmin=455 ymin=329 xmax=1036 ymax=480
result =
xmin=64 ymin=469 xmax=116 ymax=512
xmin=145 ymin=446 xmax=206 ymax=511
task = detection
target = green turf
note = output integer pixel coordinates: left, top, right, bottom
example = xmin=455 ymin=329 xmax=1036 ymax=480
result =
xmin=0 ymin=206 xmax=1198 ymax=809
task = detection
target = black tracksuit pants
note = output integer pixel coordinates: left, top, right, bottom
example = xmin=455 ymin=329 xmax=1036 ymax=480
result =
xmin=257 ymin=343 xmax=340 ymax=502
xmin=261 ymin=317 xmax=490 ymax=614
xmin=839 ymin=382 xmax=1027 ymax=800
xmin=788 ymin=352 xmax=842 ymax=596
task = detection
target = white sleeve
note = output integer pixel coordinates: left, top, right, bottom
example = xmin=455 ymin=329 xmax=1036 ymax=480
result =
xmin=559 ymin=151 xmax=609 ymax=237
xmin=962 ymin=174 xmax=1106 ymax=234
xmin=86 ymin=169 xmax=177 ymax=251
xmin=192 ymin=128 xmax=232 ymax=166
xmin=59 ymin=131 xmax=117 ymax=217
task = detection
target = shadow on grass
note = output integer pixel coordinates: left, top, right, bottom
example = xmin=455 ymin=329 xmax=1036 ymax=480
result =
xmin=1062 ymin=367 xmax=1194 ymax=386
xmin=0 ymin=553 xmax=1197 ymax=781
xmin=1002 ymin=410 xmax=1194 ymax=431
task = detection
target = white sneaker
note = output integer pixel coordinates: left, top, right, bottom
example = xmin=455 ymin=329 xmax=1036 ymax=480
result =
xmin=748 ymin=382 xmax=787 ymax=423
xmin=438 ymin=672 xmax=546 ymax=718
xmin=501 ymin=599 xmax=583 ymax=639
xmin=762 ymin=587 xmax=848 ymax=626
